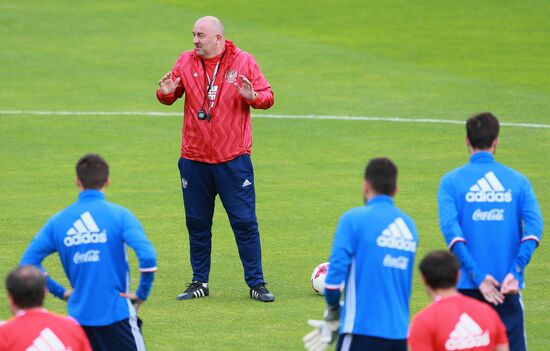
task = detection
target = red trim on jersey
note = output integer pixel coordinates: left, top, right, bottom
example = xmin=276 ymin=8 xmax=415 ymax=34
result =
xmin=139 ymin=266 xmax=157 ymax=272
xmin=521 ymin=235 xmax=540 ymax=244
xmin=448 ymin=237 xmax=466 ymax=250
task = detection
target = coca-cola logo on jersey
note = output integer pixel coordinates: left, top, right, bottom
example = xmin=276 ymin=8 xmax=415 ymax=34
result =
xmin=73 ymin=250 xmax=101 ymax=264
xmin=472 ymin=209 xmax=505 ymax=221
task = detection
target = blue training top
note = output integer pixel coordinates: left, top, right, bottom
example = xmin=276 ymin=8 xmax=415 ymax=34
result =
xmin=324 ymin=195 xmax=418 ymax=339
xmin=20 ymin=190 xmax=157 ymax=326
xmin=438 ymin=152 xmax=543 ymax=289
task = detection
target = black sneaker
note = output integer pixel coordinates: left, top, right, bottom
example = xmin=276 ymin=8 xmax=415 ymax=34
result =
xmin=250 ymin=283 xmax=275 ymax=302
xmin=176 ymin=281 xmax=209 ymax=300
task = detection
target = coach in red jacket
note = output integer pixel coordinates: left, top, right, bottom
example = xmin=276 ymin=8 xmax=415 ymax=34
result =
xmin=157 ymin=16 xmax=275 ymax=302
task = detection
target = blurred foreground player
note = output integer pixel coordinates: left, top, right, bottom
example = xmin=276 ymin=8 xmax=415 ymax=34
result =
xmin=20 ymin=154 xmax=157 ymax=351
xmin=409 ymin=250 xmax=509 ymax=351
xmin=304 ymin=158 xmax=418 ymax=351
xmin=438 ymin=113 xmax=543 ymax=351
xmin=0 ymin=266 xmax=92 ymax=351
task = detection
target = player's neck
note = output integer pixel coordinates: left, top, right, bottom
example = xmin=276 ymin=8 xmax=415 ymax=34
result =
xmin=14 ymin=307 xmax=47 ymax=317
xmin=470 ymin=148 xmax=494 ymax=155
xmin=430 ymin=288 xmax=459 ymax=301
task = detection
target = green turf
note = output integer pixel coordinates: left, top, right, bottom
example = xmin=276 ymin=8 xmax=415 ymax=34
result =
xmin=1 ymin=1 xmax=549 ymax=350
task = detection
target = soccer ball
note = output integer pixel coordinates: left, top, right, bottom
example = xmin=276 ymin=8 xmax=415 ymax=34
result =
xmin=311 ymin=262 xmax=330 ymax=295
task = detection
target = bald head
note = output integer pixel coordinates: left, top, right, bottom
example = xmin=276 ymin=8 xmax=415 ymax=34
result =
xmin=193 ymin=16 xmax=226 ymax=58
xmin=195 ymin=16 xmax=224 ymax=35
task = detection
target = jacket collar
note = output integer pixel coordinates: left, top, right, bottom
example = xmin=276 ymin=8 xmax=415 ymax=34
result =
xmin=469 ymin=151 xmax=495 ymax=163
xmin=366 ymin=194 xmax=394 ymax=206
xmin=78 ymin=189 xmax=105 ymax=201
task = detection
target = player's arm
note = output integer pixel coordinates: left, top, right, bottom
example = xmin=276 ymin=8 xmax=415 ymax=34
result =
xmin=156 ymin=57 xmax=185 ymax=105
xmin=438 ymin=178 xmax=504 ymax=303
xmin=304 ymin=213 xmax=354 ymax=351
xmin=239 ymin=56 xmax=274 ymax=110
xmin=438 ymin=178 xmax=485 ymax=286
xmin=324 ymin=212 xmax=356 ymax=307
xmin=19 ymin=221 xmax=67 ymax=299
xmin=502 ymin=179 xmax=543 ymax=293
xmin=120 ymin=209 xmax=157 ymax=305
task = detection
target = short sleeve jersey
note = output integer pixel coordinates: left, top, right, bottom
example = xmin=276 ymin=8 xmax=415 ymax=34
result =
xmin=0 ymin=308 xmax=92 ymax=351
xmin=409 ymin=294 xmax=508 ymax=351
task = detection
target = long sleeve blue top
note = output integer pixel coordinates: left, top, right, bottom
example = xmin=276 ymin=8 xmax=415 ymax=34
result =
xmin=20 ymin=190 xmax=157 ymax=326
xmin=324 ymin=195 xmax=418 ymax=339
xmin=438 ymin=152 xmax=543 ymax=289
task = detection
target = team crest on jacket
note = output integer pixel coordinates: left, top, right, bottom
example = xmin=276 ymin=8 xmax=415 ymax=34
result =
xmin=225 ymin=69 xmax=238 ymax=83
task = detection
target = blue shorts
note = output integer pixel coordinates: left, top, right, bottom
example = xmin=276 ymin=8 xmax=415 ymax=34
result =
xmin=459 ymin=289 xmax=526 ymax=351
xmin=82 ymin=316 xmax=146 ymax=351
xmin=336 ymin=334 xmax=406 ymax=351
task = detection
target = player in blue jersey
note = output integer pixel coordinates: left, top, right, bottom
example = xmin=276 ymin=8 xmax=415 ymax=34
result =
xmin=304 ymin=158 xmax=418 ymax=351
xmin=20 ymin=154 xmax=157 ymax=351
xmin=438 ymin=113 xmax=543 ymax=351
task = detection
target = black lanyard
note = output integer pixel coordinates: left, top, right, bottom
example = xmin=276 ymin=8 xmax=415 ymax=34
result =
xmin=198 ymin=51 xmax=226 ymax=121
xmin=201 ymin=50 xmax=226 ymax=96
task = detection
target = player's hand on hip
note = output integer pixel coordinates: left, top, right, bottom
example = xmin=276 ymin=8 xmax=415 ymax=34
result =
xmin=500 ymin=273 xmax=520 ymax=294
xmin=63 ymin=289 xmax=73 ymax=301
xmin=235 ymin=75 xmax=257 ymax=101
xmin=120 ymin=292 xmax=145 ymax=311
xmin=158 ymin=72 xmax=181 ymax=95
xmin=479 ymin=274 xmax=505 ymax=305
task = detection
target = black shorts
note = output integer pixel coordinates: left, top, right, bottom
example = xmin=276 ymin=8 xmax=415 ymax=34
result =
xmin=336 ymin=334 xmax=406 ymax=351
xmin=82 ymin=316 xmax=146 ymax=351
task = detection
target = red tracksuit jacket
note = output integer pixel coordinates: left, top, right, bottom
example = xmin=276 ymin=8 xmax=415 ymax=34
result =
xmin=157 ymin=40 xmax=274 ymax=164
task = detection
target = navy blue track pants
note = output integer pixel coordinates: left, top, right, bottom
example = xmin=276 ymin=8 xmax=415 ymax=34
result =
xmin=460 ymin=289 xmax=526 ymax=351
xmin=178 ymin=154 xmax=264 ymax=287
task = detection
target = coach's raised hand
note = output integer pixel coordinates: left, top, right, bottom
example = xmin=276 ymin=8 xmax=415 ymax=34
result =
xmin=158 ymin=72 xmax=181 ymax=95
xmin=235 ymin=75 xmax=257 ymax=101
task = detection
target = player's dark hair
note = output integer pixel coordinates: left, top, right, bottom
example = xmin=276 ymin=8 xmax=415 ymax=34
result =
xmin=419 ymin=250 xmax=459 ymax=290
xmin=6 ymin=266 xmax=46 ymax=309
xmin=466 ymin=112 xmax=500 ymax=150
xmin=364 ymin=158 xmax=397 ymax=195
xmin=76 ymin=153 xmax=109 ymax=189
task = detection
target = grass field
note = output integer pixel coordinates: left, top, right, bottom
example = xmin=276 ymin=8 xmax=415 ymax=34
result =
xmin=1 ymin=0 xmax=549 ymax=350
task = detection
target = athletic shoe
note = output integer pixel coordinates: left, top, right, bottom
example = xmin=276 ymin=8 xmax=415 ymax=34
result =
xmin=176 ymin=281 xmax=209 ymax=300
xmin=250 ymin=283 xmax=275 ymax=302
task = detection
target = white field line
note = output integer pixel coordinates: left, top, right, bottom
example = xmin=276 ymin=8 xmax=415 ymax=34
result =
xmin=0 ymin=110 xmax=548 ymax=129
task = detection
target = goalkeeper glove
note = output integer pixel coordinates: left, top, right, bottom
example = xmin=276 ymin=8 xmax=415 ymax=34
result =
xmin=303 ymin=306 xmax=340 ymax=351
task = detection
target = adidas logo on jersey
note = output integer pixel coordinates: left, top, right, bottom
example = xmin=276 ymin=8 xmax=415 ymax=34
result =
xmin=465 ymin=172 xmax=512 ymax=203
xmin=64 ymin=212 xmax=107 ymax=247
xmin=242 ymin=179 xmax=252 ymax=187
xmin=445 ymin=313 xmax=490 ymax=350
xmin=27 ymin=327 xmax=67 ymax=351
xmin=376 ymin=217 xmax=417 ymax=253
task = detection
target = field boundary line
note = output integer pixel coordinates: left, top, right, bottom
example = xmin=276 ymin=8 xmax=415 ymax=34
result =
xmin=1 ymin=110 xmax=548 ymax=129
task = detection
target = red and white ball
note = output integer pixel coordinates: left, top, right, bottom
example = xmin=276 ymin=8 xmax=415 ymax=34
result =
xmin=311 ymin=262 xmax=330 ymax=295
